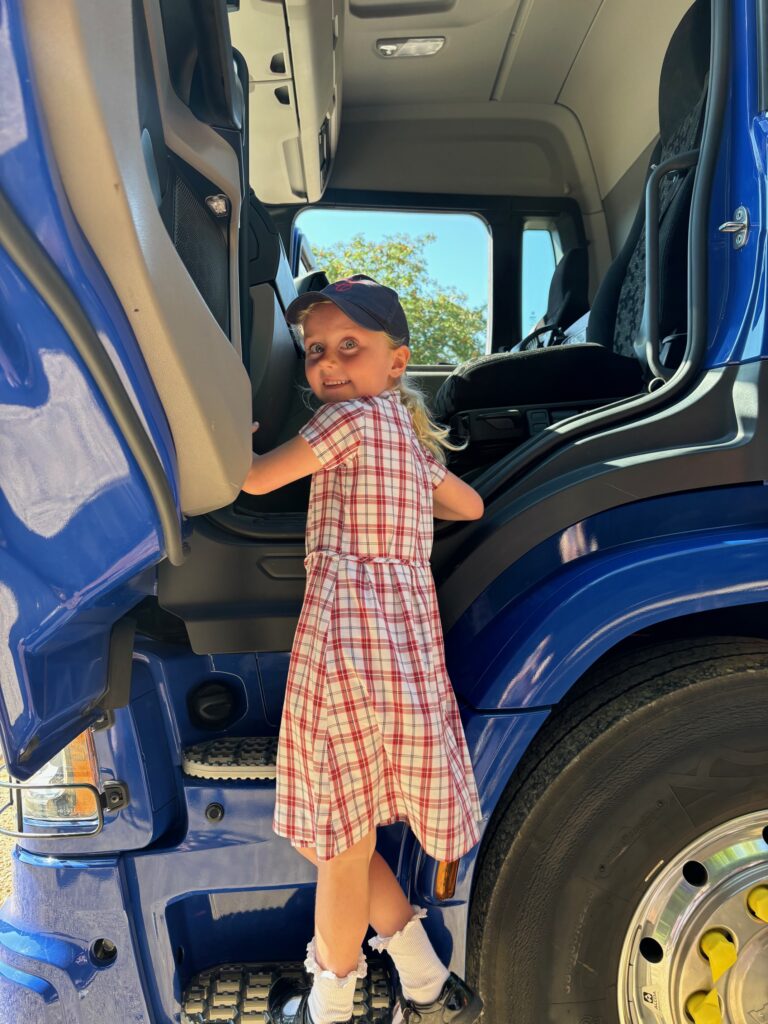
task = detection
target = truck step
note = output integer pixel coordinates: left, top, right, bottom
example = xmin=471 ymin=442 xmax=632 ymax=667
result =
xmin=181 ymin=956 xmax=395 ymax=1023
xmin=182 ymin=737 xmax=279 ymax=780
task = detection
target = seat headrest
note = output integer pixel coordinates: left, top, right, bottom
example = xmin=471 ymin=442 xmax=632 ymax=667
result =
xmin=659 ymin=0 xmax=711 ymax=145
xmin=295 ymin=270 xmax=331 ymax=295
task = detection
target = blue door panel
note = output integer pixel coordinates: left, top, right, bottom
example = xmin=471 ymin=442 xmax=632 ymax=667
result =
xmin=707 ymin=0 xmax=768 ymax=367
xmin=0 ymin=1 xmax=181 ymax=777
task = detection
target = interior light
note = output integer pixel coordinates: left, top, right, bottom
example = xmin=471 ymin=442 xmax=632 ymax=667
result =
xmin=376 ymin=37 xmax=445 ymax=59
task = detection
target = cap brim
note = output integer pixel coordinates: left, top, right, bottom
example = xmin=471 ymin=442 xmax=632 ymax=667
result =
xmin=285 ymin=291 xmax=388 ymax=334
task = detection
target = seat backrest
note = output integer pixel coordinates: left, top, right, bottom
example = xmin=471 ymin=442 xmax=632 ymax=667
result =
xmin=537 ymin=246 xmax=589 ymax=341
xmin=295 ymin=270 xmax=331 ymax=295
xmin=509 ymin=246 xmax=589 ymax=352
xmin=587 ymin=0 xmax=710 ymax=364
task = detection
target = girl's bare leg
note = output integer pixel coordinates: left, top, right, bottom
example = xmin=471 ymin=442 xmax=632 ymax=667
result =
xmin=312 ymin=828 xmax=378 ymax=976
xmin=298 ymin=837 xmax=456 ymax=1015
xmin=296 ymin=839 xmax=414 ymax=939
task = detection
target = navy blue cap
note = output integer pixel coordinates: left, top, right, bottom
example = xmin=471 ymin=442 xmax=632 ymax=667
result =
xmin=285 ymin=274 xmax=410 ymax=346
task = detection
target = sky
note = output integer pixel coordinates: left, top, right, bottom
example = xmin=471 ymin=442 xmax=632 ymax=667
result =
xmin=295 ymin=208 xmax=557 ymax=348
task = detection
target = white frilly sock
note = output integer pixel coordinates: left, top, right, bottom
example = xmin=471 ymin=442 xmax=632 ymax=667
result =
xmin=304 ymin=935 xmax=367 ymax=1024
xmin=367 ymin=904 xmax=450 ymax=1005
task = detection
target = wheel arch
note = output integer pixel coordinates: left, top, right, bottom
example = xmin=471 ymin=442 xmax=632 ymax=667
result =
xmin=446 ymin=486 xmax=768 ymax=712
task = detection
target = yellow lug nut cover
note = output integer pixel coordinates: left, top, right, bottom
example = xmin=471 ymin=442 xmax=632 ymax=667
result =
xmin=686 ymin=990 xmax=722 ymax=1024
xmin=699 ymin=929 xmax=737 ymax=984
xmin=747 ymin=885 xmax=768 ymax=924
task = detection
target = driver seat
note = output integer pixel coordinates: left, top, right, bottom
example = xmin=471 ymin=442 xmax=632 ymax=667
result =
xmin=430 ymin=0 xmax=710 ymax=468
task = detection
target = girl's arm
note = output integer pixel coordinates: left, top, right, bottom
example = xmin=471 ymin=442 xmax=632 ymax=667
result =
xmin=242 ymin=425 xmax=322 ymax=495
xmin=432 ymin=470 xmax=484 ymax=521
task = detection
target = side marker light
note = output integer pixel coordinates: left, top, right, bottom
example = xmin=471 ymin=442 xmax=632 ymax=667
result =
xmin=435 ymin=859 xmax=459 ymax=900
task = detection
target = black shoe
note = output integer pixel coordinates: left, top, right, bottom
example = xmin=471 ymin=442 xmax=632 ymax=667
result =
xmin=266 ymin=974 xmax=353 ymax=1024
xmin=392 ymin=972 xmax=483 ymax=1023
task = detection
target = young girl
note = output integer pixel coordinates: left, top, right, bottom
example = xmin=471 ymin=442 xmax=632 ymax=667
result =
xmin=242 ymin=274 xmax=485 ymax=1024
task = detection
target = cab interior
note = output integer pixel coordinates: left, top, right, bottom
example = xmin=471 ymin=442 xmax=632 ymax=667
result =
xmin=236 ymin=0 xmax=707 ymax=504
xmin=21 ymin=0 xmax=710 ymax=621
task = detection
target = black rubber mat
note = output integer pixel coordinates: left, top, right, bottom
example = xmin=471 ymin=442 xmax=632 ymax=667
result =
xmin=182 ymin=737 xmax=279 ymax=780
xmin=181 ymin=953 xmax=395 ymax=1023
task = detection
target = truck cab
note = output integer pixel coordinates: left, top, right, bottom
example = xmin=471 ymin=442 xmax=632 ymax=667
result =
xmin=1 ymin=1 xmax=767 ymax=1022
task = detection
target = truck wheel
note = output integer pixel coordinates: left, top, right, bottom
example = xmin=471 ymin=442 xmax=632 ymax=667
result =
xmin=467 ymin=638 xmax=768 ymax=1024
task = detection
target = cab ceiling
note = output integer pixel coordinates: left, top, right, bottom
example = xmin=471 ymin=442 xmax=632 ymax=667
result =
xmin=338 ymin=0 xmax=694 ymax=199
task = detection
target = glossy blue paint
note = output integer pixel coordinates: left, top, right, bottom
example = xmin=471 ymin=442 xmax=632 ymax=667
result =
xmin=0 ymin=695 xmax=547 ymax=1022
xmin=115 ymin=704 xmax=544 ymax=1022
xmin=19 ymin=654 xmax=180 ymax=857
xmin=3 ymin=0 xmax=767 ymax=1021
xmin=0 ymin=850 xmax=152 ymax=1022
xmin=0 ymin=1 xmax=180 ymax=777
xmin=446 ymin=484 xmax=768 ymax=709
xmin=707 ymin=0 xmax=768 ymax=366
xmin=413 ymin=710 xmax=549 ymax=969
xmin=0 ymin=919 xmax=97 ymax=991
xmin=0 ymin=959 xmax=59 ymax=1005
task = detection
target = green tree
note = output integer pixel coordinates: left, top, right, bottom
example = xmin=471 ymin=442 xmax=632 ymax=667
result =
xmin=313 ymin=232 xmax=486 ymax=365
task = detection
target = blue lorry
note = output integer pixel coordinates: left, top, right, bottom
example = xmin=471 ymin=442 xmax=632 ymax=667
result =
xmin=1 ymin=0 xmax=767 ymax=1021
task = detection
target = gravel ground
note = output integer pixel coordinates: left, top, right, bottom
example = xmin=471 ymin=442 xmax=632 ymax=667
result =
xmin=0 ymin=758 xmax=15 ymax=905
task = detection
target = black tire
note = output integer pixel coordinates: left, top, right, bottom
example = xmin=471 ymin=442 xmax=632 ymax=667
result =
xmin=467 ymin=638 xmax=768 ymax=1024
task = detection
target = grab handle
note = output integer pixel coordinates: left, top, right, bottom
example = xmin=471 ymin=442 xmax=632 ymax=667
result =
xmin=640 ymin=150 xmax=699 ymax=382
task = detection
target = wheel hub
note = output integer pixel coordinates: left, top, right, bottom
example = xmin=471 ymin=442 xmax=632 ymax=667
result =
xmin=619 ymin=812 xmax=768 ymax=1024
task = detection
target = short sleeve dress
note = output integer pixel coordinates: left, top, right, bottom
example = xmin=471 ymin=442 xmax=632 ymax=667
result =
xmin=271 ymin=388 xmax=484 ymax=862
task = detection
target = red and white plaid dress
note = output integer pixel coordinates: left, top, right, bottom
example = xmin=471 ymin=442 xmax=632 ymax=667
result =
xmin=272 ymin=388 xmax=483 ymax=862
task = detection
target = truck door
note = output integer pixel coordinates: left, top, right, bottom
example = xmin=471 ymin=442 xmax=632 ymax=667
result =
xmin=0 ymin=0 xmax=253 ymax=777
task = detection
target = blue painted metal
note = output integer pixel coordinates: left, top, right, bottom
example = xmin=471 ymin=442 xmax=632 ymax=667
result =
xmin=707 ymin=0 xmax=768 ymax=366
xmin=446 ymin=484 xmax=768 ymax=709
xmin=413 ymin=710 xmax=549 ymax=969
xmin=0 ymin=0 xmax=180 ymax=777
xmin=0 ymin=850 xmax=152 ymax=1022
xmin=0 ymin=959 xmax=59 ymax=1006
xmin=19 ymin=653 xmax=180 ymax=857
xmin=8 ymin=481 xmax=767 ymax=1018
xmin=2 ymin=0 xmax=767 ymax=1021
xmin=1 ymin=703 xmax=546 ymax=1023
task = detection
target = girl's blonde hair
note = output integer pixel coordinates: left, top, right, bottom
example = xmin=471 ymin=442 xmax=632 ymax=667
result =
xmin=294 ymin=300 xmax=467 ymax=464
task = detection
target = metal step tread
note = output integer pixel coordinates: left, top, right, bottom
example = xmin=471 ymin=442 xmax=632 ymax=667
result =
xmin=181 ymin=955 xmax=395 ymax=1023
xmin=182 ymin=737 xmax=279 ymax=780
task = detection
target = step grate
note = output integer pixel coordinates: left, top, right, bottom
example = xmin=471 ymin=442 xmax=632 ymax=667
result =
xmin=181 ymin=955 xmax=395 ymax=1023
xmin=182 ymin=737 xmax=279 ymax=781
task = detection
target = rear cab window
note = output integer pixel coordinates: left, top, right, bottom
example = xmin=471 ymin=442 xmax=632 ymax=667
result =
xmin=293 ymin=208 xmax=492 ymax=367
xmin=521 ymin=220 xmax=561 ymax=338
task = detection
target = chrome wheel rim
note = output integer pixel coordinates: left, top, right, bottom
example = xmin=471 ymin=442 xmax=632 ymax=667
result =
xmin=618 ymin=811 xmax=768 ymax=1024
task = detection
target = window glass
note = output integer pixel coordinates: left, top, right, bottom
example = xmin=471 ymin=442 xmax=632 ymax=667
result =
xmin=521 ymin=227 xmax=558 ymax=339
xmin=294 ymin=208 xmax=491 ymax=365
